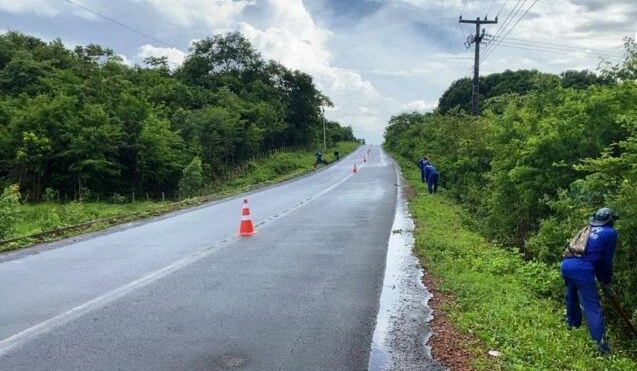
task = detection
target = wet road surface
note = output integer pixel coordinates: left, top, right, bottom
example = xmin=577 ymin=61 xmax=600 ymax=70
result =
xmin=368 ymin=178 xmax=447 ymax=371
xmin=0 ymin=146 xmax=440 ymax=370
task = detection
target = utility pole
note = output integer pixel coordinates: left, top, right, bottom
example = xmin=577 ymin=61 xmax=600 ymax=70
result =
xmin=321 ymin=106 xmax=326 ymax=150
xmin=459 ymin=16 xmax=497 ymax=116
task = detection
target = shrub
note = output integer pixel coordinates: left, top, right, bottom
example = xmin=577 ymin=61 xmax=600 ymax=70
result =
xmin=178 ymin=156 xmax=203 ymax=199
xmin=0 ymin=184 xmax=21 ymax=239
xmin=42 ymin=187 xmax=59 ymax=202
xmin=111 ymin=193 xmax=126 ymax=204
xmin=61 ymin=201 xmax=89 ymax=225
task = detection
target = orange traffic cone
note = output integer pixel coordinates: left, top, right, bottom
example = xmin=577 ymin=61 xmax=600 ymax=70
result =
xmin=352 ymin=163 xmax=358 ymax=174
xmin=239 ymin=198 xmax=255 ymax=236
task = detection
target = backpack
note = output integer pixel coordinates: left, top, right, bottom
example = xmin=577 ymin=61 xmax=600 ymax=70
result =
xmin=563 ymin=225 xmax=591 ymax=258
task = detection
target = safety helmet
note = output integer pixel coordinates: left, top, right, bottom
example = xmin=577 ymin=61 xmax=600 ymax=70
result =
xmin=589 ymin=207 xmax=619 ymax=226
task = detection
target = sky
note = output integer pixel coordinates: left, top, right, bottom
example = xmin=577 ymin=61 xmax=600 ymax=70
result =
xmin=0 ymin=0 xmax=633 ymax=144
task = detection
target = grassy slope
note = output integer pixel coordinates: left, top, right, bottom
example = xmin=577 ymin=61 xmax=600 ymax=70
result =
xmin=1 ymin=142 xmax=358 ymax=252
xmin=396 ymin=154 xmax=637 ymax=370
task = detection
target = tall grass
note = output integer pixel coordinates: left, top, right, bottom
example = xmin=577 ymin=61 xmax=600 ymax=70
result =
xmin=397 ymin=154 xmax=637 ymax=370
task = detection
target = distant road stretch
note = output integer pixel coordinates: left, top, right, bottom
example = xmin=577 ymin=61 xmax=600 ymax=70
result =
xmin=0 ymin=146 xmax=399 ymax=370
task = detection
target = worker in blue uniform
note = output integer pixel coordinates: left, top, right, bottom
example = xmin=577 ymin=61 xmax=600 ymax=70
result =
xmin=424 ymin=164 xmax=439 ymax=194
xmin=417 ymin=156 xmax=429 ymax=183
xmin=560 ymin=207 xmax=619 ymax=354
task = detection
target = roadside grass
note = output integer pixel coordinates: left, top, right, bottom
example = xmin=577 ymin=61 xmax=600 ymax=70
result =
xmin=398 ymin=155 xmax=637 ymax=370
xmin=216 ymin=141 xmax=356 ymax=192
xmin=1 ymin=142 xmax=359 ymax=252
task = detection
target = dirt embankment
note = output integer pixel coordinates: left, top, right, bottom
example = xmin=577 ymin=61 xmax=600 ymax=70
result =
xmin=424 ymin=274 xmax=479 ymax=371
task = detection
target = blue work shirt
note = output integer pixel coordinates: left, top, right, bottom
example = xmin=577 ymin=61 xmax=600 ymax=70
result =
xmin=561 ymin=225 xmax=617 ymax=283
xmin=417 ymin=159 xmax=429 ymax=172
xmin=425 ymin=164 xmax=438 ymax=179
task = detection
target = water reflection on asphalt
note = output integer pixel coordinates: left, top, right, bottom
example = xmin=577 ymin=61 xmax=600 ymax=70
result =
xmin=368 ymin=184 xmax=447 ymax=371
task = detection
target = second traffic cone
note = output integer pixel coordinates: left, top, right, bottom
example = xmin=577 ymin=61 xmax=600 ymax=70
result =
xmin=239 ymin=198 xmax=255 ymax=236
xmin=352 ymin=162 xmax=357 ymax=174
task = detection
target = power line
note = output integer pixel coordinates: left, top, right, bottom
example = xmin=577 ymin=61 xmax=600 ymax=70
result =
xmin=488 ymin=0 xmax=526 ymax=45
xmin=486 ymin=0 xmax=498 ymax=17
xmin=481 ymin=0 xmax=539 ymax=63
xmin=490 ymin=0 xmax=524 ymax=37
xmin=495 ymin=0 xmax=509 ymax=17
xmin=444 ymin=24 xmax=460 ymax=55
xmin=64 ymin=0 xmax=176 ymax=49
xmin=432 ymin=0 xmax=473 ymax=91
xmin=494 ymin=0 xmax=539 ymax=43
xmin=477 ymin=0 xmax=522 ymax=57
xmin=460 ymin=0 xmax=468 ymax=17
xmin=481 ymin=0 xmax=525 ymax=60
xmin=491 ymin=36 xmax=624 ymax=58
xmin=494 ymin=40 xmax=623 ymax=59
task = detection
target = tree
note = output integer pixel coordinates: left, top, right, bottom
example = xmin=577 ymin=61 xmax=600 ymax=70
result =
xmin=0 ymin=50 xmax=50 ymax=96
xmin=561 ymin=69 xmax=612 ymax=89
xmin=63 ymin=103 xmax=123 ymax=198
xmin=180 ymin=31 xmax=264 ymax=91
xmin=600 ymin=37 xmax=637 ymax=82
xmin=281 ymin=70 xmax=323 ymax=147
xmin=137 ymin=114 xmax=185 ymax=195
xmin=436 ymin=77 xmax=472 ymax=114
xmin=15 ymin=131 xmax=52 ymax=200
xmin=0 ymin=30 xmax=354 ymax=201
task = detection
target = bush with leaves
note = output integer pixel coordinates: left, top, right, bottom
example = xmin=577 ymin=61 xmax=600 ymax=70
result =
xmin=383 ymin=40 xmax=637 ymax=343
xmin=178 ymin=156 xmax=203 ymax=199
xmin=0 ymin=184 xmax=21 ymax=239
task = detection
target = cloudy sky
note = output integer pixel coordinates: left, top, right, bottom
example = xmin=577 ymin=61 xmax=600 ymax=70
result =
xmin=0 ymin=0 xmax=632 ymax=143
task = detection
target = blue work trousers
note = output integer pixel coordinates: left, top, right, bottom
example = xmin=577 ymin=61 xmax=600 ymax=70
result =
xmin=564 ymin=277 xmax=605 ymax=344
xmin=427 ymin=173 xmax=439 ymax=194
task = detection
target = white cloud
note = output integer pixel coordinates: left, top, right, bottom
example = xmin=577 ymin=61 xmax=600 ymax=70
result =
xmin=138 ymin=0 xmax=251 ymax=30
xmin=397 ymin=0 xmax=463 ymax=9
xmin=238 ymin=22 xmax=331 ymax=70
xmin=402 ymin=100 xmax=437 ymax=112
xmin=136 ymin=44 xmax=187 ymax=70
xmin=236 ymin=0 xmax=385 ymax=143
xmin=0 ymin=0 xmax=100 ymax=20
xmin=0 ymin=0 xmax=58 ymax=16
xmin=118 ymin=54 xmax=134 ymax=67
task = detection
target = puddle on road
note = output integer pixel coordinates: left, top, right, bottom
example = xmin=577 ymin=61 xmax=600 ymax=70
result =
xmin=368 ymin=189 xmax=447 ymax=371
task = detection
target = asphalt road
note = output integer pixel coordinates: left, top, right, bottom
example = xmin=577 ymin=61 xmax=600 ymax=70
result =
xmin=0 ymin=146 xmax=400 ymax=370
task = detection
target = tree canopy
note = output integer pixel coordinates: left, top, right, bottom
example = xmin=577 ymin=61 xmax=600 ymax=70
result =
xmin=437 ymin=68 xmax=612 ymax=115
xmin=0 ymin=31 xmax=356 ymax=201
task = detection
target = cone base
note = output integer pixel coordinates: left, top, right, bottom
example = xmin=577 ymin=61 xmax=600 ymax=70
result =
xmin=239 ymin=221 xmax=255 ymax=236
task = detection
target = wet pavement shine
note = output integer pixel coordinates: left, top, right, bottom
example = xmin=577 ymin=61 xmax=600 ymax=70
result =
xmin=368 ymin=173 xmax=447 ymax=371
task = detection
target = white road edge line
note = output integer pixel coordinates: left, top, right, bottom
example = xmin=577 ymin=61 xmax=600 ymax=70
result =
xmin=0 ymin=149 xmax=368 ymax=356
xmin=0 ymin=236 xmax=238 ymax=356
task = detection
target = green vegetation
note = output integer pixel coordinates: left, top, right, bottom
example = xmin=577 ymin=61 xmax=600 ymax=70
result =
xmin=0 ymin=142 xmax=357 ymax=252
xmin=0 ymin=31 xmax=357 ymax=203
xmin=437 ymin=69 xmax=612 ymax=115
xmin=0 ymin=184 xmax=20 ymax=239
xmin=385 ymin=37 xmax=637 ymax=366
xmin=0 ymin=29 xmax=361 ymax=251
xmin=397 ymin=156 xmax=637 ymax=370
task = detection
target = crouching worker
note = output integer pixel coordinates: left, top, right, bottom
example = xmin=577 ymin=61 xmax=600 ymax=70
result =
xmin=424 ymin=164 xmax=439 ymax=194
xmin=315 ymin=151 xmax=323 ymax=167
xmin=560 ymin=207 xmax=619 ymax=355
